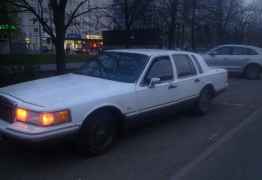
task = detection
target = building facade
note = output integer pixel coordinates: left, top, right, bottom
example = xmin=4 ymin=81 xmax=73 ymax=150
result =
xmin=19 ymin=0 xmax=113 ymax=51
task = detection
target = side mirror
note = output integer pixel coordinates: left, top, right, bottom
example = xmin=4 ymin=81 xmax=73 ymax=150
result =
xmin=148 ymin=77 xmax=161 ymax=88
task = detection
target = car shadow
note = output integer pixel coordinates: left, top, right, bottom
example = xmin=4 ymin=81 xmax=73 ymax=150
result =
xmin=0 ymin=105 xmax=217 ymax=180
xmin=0 ymin=108 xmax=199 ymax=158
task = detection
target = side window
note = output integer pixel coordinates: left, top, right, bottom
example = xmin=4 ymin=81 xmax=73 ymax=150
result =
xmin=173 ymin=54 xmax=197 ymax=78
xmin=232 ymin=47 xmax=258 ymax=55
xmin=191 ymin=55 xmax=203 ymax=74
xmin=213 ymin=47 xmax=232 ymax=55
xmin=244 ymin=48 xmax=258 ymax=55
xmin=144 ymin=56 xmax=173 ymax=84
xmin=232 ymin=47 xmax=245 ymax=55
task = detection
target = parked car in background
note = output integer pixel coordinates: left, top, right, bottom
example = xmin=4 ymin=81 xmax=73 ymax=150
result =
xmin=202 ymin=44 xmax=262 ymax=80
xmin=40 ymin=46 xmax=50 ymax=53
xmin=0 ymin=49 xmax=228 ymax=156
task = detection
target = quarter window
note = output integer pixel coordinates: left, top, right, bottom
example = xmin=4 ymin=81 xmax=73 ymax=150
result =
xmin=144 ymin=56 xmax=173 ymax=84
xmin=232 ymin=47 xmax=258 ymax=55
xmin=191 ymin=55 xmax=203 ymax=74
xmin=245 ymin=48 xmax=258 ymax=55
xmin=173 ymin=55 xmax=197 ymax=78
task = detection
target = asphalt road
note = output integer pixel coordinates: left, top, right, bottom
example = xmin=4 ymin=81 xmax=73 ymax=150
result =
xmin=178 ymin=107 xmax=262 ymax=180
xmin=0 ymin=77 xmax=262 ymax=180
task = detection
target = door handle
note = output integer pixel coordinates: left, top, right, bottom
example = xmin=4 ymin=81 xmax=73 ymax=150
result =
xmin=168 ymin=84 xmax=178 ymax=89
xmin=194 ymin=78 xmax=201 ymax=83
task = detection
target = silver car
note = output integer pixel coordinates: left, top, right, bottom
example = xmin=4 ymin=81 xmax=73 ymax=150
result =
xmin=203 ymin=44 xmax=262 ymax=80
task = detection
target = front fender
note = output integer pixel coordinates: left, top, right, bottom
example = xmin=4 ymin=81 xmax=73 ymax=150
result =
xmin=72 ymin=102 xmax=125 ymax=126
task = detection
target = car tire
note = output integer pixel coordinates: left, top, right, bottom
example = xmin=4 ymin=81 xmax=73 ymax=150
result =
xmin=194 ymin=87 xmax=213 ymax=115
xmin=245 ymin=64 xmax=261 ymax=80
xmin=75 ymin=111 xmax=117 ymax=157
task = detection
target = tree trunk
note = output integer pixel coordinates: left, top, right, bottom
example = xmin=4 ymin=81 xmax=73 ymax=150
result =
xmin=53 ymin=4 xmax=66 ymax=74
xmin=55 ymin=34 xmax=66 ymax=74
xmin=7 ymin=30 xmax=12 ymax=54
xmin=125 ymin=27 xmax=130 ymax=48
xmin=216 ymin=0 xmax=224 ymax=45
xmin=168 ymin=1 xmax=178 ymax=49
xmin=181 ymin=24 xmax=185 ymax=48
xmin=168 ymin=22 xmax=175 ymax=49
xmin=191 ymin=0 xmax=197 ymax=50
xmin=124 ymin=0 xmax=130 ymax=48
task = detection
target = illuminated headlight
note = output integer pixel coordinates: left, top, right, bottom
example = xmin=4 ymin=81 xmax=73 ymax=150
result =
xmin=15 ymin=108 xmax=71 ymax=127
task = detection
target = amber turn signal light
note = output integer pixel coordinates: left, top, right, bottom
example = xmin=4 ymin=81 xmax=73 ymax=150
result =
xmin=15 ymin=108 xmax=28 ymax=122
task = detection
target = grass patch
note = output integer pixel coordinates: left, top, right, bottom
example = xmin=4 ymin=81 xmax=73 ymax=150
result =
xmin=0 ymin=54 xmax=90 ymax=65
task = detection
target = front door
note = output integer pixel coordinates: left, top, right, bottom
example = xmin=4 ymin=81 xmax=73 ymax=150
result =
xmin=135 ymin=56 xmax=176 ymax=114
xmin=227 ymin=46 xmax=254 ymax=72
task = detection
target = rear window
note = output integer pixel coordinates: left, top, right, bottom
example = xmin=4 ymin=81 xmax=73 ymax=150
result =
xmin=244 ymin=48 xmax=258 ymax=55
xmin=232 ymin=47 xmax=258 ymax=55
xmin=191 ymin=55 xmax=203 ymax=74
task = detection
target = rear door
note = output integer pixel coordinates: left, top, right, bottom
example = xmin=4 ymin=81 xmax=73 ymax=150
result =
xmin=229 ymin=47 xmax=258 ymax=71
xmin=171 ymin=54 xmax=202 ymax=101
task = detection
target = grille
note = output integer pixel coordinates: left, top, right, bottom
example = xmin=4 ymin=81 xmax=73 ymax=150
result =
xmin=0 ymin=96 xmax=14 ymax=123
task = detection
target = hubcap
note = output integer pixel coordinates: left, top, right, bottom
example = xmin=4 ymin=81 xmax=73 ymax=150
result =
xmin=199 ymin=91 xmax=211 ymax=112
xmin=247 ymin=66 xmax=260 ymax=79
xmin=94 ymin=122 xmax=114 ymax=148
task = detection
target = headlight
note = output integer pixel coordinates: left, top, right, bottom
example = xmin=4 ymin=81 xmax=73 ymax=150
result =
xmin=15 ymin=108 xmax=71 ymax=127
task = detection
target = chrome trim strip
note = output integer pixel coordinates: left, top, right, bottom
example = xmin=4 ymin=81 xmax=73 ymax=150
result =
xmin=125 ymin=95 xmax=197 ymax=117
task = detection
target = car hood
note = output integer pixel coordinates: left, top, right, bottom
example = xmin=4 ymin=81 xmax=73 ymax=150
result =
xmin=0 ymin=73 xmax=134 ymax=108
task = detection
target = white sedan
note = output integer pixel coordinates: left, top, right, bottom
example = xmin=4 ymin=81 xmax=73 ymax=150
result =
xmin=0 ymin=49 xmax=228 ymax=155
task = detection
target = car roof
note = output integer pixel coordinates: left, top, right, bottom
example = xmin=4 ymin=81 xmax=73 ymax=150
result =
xmin=106 ymin=49 xmax=192 ymax=56
xmin=217 ymin=44 xmax=262 ymax=51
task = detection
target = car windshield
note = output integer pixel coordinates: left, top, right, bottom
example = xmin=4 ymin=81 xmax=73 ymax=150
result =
xmin=75 ymin=52 xmax=149 ymax=83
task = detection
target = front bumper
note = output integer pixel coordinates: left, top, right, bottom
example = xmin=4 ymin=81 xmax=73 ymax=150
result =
xmin=0 ymin=119 xmax=79 ymax=142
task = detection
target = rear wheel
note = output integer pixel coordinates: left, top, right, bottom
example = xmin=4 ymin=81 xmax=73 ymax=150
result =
xmin=75 ymin=111 xmax=117 ymax=156
xmin=194 ymin=87 xmax=213 ymax=115
xmin=245 ymin=64 xmax=261 ymax=80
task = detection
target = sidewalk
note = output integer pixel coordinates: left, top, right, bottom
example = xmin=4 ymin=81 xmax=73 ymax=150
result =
xmin=175 ymin=108 xmax=262 ymax=180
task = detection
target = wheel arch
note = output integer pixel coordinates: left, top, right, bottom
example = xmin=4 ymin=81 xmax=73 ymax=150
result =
xmin=243 ymin=63 xmax=262 ymax=73
xmin=81 ymin=104 xmax=126 ymax=134
xmin=202 ymin=83 xmax=216 ymax=98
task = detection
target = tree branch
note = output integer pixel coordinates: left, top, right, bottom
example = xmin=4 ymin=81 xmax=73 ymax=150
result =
xmin=65 ymin=0 xmax=89 ymax=30
xmin=65 ymin=5 xmax=108 ymax=31
xmin=7 ymin=0 xmax=55 ymax=39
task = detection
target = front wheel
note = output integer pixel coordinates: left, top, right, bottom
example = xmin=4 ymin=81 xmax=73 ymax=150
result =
xmin=194 ymin=87 xmax=213 ymax=115
xmin=75 ymin=111 xmax=117 ymax=157
xmin=245 ymin=64 xmax=261 ymax=80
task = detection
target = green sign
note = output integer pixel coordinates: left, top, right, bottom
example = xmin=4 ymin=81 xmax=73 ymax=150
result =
xmin=0 ymin=24 xmax=16 ymax=31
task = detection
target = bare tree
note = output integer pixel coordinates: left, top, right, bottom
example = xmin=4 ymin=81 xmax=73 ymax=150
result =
xmin=0 ymin=0 xmax=19 ymax=54
xmin=154 ymin=0 xmax=181 ymax=49
xmin=233 ymin=1 xmax=262 ymax=45
xmin=203 ymin=0 xmax=243 ymax=44
xmin=190 ymin=0 xmax=197 ymax=50
xmin=6 ymin=0 xmax=100 ymax=74
xmin=104 ymin=0 xmax=152 ymax=47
